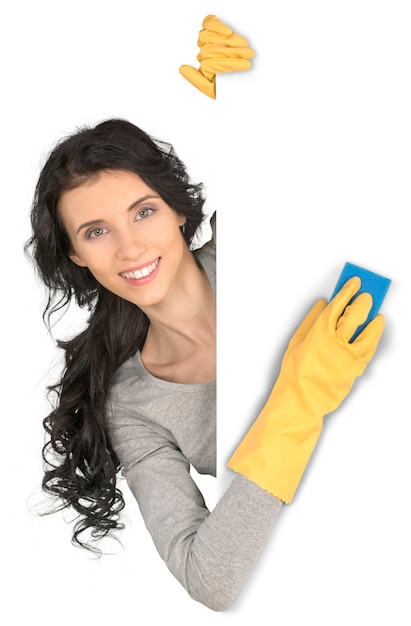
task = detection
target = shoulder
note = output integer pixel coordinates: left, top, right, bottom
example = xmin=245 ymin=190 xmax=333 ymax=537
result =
xmin=196 ymin=211 xmax=216 ymax=254
xmin=194 ymin=212 xmax=216 ymax=292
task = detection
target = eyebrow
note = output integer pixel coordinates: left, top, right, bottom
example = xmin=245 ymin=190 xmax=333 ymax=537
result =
xmin=75 ymin=194 xmax=160 ymax=235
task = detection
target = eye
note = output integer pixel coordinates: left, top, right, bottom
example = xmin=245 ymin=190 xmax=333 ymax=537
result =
xmin=86 ymin=226 xmax=107 ymax=239
xmin=135 ymin=207 xmax=153 ymax=220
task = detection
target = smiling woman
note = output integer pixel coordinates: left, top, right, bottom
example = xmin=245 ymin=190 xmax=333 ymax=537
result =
xmin=25 ymin=118 xmax=385 ymax=612
xmin=25 ymin=118 xmax=282 ymax=611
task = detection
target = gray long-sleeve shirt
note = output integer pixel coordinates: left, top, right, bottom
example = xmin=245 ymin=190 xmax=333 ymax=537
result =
xmin=106 ymin=216 xmax=282 ymax=610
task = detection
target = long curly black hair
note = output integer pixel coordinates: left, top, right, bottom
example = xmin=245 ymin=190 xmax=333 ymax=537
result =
xmin=25 ymin=118 xmax=206 ymax=552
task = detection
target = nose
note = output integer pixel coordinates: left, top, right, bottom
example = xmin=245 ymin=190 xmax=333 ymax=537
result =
xmin=115 ymin=228 xmax=147 ymax=261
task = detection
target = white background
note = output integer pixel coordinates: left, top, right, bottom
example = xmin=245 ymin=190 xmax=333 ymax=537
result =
xmin=3 ymin=0 xmax=410 ymax=623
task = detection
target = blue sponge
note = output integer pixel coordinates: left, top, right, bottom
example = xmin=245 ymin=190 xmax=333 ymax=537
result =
xmin=330 ymin=262 xmax=391 ymax=342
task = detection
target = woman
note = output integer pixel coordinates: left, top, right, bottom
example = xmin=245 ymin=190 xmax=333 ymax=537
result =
xmin=26 ymin=118 xmax=385 ymax=611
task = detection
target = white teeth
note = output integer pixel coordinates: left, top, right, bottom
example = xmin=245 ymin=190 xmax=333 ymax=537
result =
xmin=121 ymin=259 xmax=159 ymax=280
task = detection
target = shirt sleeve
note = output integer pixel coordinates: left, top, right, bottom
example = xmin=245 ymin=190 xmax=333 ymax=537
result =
xmin=107 ymin=407 xmax=282 ymax=612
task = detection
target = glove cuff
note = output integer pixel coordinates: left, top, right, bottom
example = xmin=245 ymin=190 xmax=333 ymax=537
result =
xmin=227 ymin=407 xmax=323 ymax=503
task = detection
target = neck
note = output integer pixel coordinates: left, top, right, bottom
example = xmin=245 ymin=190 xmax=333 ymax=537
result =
xmin=141 ymin=258 xmax=216 ymax=365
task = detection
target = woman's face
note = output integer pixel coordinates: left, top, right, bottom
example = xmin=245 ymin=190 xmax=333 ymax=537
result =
xmin=58 ymin=169 xmax=192 ymax=311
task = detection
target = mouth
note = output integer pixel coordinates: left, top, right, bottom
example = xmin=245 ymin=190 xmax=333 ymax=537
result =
xmin=119 ymin=258 xmax=160 ymax=281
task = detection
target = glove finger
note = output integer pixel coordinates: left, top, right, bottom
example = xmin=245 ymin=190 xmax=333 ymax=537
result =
xmin=336 ymin=292 xmax=373 ymax=343
xmin=200 ymin=57 xmax=252 ymax=74
xmin=197 ymin=45 xmax=255 ymax=61
xmin=352 ymin=313 xmax=386 ymax=361
xmin=198 ymin=31 xmax=227 ymax=45
xmin=198 ymin=31 xmax=249 ymax=47
xmin=328 ymin=276 xmax=361 ymax=326
xmin=202 ymin=15 xmax=233 ymax=37
xmin=285 ymin=299 xmax=328 ymax=354
xmin=179 ymin=65 xmax=216 ymax=98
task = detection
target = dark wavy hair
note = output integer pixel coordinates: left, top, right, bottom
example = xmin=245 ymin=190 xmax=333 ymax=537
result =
xmin=25 ymin=118 xmax=206 ymax=552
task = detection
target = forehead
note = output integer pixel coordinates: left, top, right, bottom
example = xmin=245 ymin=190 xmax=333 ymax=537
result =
xmin=60 ymin=170 xmax=152 ymax=208
xmin=58 ymin=170 xmax=157 ymax=225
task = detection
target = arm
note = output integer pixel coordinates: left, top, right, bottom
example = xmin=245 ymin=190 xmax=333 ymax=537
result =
xmin=106 ymin=411 xmax=281 ymax=611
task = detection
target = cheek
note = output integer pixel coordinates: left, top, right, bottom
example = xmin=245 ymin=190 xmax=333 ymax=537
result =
xmin=73 ymin=249 xmax=108 ymax=274
xmin=167 ymin=231 xmax=186 ymax=257
xmin=69 ymin=251 xmax=88 ymax=268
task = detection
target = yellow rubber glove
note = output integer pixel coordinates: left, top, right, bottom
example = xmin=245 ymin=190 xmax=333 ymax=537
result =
xmin=227 ymin=277 xmax=386 ymax=503
xmin=179 ymin=15 xmax=255 ymax=99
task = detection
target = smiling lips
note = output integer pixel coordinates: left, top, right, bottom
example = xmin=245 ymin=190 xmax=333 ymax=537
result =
xmin=120 ymin=258 xmax=160 ymax=283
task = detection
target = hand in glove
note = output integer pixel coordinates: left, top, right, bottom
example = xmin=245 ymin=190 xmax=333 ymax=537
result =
xmin=227 ymin=277 xmax=386 ymax=503
xmin=179 ymin=15 xmax=255 ymax=99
